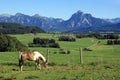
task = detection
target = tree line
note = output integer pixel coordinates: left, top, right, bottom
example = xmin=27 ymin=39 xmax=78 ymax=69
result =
xmin=28 ymin=38 xmax=60 ymax=48
xmin=75 ymin=33 xmax=119 ymax=39
xmin=0 ymin=22 xmax=45 ymax=34
xmin=0 ymin=34 xmax=28 ymax=52
xmin=107 ymin=40 xmax=120 ymax=45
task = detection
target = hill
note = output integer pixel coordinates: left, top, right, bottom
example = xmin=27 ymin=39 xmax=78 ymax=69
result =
xmin=0 ymin=22 xmax=45 ymax=34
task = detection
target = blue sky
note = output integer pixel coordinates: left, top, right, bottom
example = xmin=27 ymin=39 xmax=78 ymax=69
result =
xmin=0 ymin=0 xmax=120 ymax=20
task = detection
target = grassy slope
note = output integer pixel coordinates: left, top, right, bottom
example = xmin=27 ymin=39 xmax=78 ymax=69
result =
xmin=0 ymin=33 xmax=120 ymax=80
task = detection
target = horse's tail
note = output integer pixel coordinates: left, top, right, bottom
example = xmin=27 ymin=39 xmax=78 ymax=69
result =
xmin=18 ymin=51 xmax=23 ymax=67
xmin=18 ymin=51 xmax=22 ymax=61
xmin=18 ymin=51 xmax=23 ymax=71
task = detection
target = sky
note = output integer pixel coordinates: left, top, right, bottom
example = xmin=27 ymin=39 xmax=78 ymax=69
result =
xmin=0 ymin=0 xmax=120 ymax=20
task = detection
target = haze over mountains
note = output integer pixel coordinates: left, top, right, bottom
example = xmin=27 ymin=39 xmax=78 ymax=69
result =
xmin=0 ymin=10 xmax=120 ymax=33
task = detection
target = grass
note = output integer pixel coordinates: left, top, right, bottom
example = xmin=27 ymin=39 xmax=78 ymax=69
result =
xmin=0 ymin=33 xmax=120 ymax=80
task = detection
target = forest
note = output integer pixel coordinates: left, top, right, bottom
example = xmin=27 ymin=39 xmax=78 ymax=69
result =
xmin=0 ymin=22 xmax=45 ymax=34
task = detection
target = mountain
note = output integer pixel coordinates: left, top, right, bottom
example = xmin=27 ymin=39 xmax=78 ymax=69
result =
xmin=0 ymin=10 xmax=120 ymax=33
xmin=60 ymin=10 xmax=111 ymax=32
xmin=99 ymin=23 xmax=120 ymax=32
xmin=0 ymin=13 xmax=64 ymax=32
xmin=105 ymin=18 xmax=120 ymax=23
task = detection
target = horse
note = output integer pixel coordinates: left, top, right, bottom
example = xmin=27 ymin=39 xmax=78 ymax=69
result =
xmin=18 ymin=51 xmax=48 ymax=71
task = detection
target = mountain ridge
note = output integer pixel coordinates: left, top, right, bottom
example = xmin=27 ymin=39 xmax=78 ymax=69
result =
xmin=0 ymin=10 xmax=120 ymax=33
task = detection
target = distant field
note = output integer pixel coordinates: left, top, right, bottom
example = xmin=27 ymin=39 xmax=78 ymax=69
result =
xmin=0 ymin=33 xmax=120 ymax=80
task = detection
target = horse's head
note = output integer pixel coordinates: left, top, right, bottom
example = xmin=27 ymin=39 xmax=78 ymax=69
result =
xmin=44 ymin=60 xmax=48 ymax=68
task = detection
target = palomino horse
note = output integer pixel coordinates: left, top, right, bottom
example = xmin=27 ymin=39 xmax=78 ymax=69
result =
xmin=19 ymin=51 xmax=48 ymax=71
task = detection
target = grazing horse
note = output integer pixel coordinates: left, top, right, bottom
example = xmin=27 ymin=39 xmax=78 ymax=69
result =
xmin=19 ymin=51 xmax=48 ymax=71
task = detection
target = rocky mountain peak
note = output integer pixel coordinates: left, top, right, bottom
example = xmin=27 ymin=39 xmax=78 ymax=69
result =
xmin=15 ymin=13 xmax=25 ymax=17
xmin=72 ymin=10 xmax=84 ymax=17
xmin=76 ymin=10 xmax=84 ymax=14
xmin=33 ymin=14 xmax=41 ymax=17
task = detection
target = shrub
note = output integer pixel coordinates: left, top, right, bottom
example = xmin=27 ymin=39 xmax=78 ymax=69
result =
xmin=59 ymin=49 xmax=71 ymax=54
xmin=49 ymin=39 xmax=55 ymax=43
xmin=107 ymin=39 xmax=120 ymax=45
xmin=33 ymin=38 xmax=49 ymax=45
xmin=83 ymin=48 xmax=92 ymax=51
xmin=0 ymin=34 xmax=8 ymax=51
xmin=33 ymin=37 xmax=40 ymax=44
xmin=49 ymin=43 xmax=60 ymax=48
xmin=102 ymin=34 xmax=119 ymax=39
xmin=29 ymin=38 xmax=60 ymax=48
xmin=59 ymin=35 xmax=76 ymax=41
xmin=76 ymin=34 xmax=85 ymax=38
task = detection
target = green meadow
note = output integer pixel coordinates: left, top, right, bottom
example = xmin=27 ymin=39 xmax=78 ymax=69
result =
xmin=0 ymin=33 xmax=120 ymax=80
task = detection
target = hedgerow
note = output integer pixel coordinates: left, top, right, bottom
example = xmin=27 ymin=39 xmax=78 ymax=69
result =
xmin=28 ymin=38 xmax=60 ymax=48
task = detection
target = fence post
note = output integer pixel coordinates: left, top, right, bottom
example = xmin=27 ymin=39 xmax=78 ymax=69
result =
xmin=47 ymin=49 xmax=49 ymax=62
xmin=80 ymin=48 xmax=83 ymax=64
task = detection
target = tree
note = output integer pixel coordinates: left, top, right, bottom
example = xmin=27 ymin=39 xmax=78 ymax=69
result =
xmin=59 ymin=35 xmax=76 ymax=41
xmin=29 ymin=38 xmax=60 ymax=48
xmin=0 ymin=34 xmax=28 ymax=52
xmin=0 ymin=34 xmax=8 ymax=51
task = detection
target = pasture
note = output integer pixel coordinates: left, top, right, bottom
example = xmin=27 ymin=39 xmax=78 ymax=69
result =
xmin=0 ymin=33 xmax=120 ymax=80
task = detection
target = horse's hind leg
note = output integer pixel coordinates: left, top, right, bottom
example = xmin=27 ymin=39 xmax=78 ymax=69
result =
xmin=35 ymin=62 xmax=37 ymax=70
xmin=20 ymin=65 xmax=23 ymax=71
xmin=19 ymin=60 xmax=23 ymax=71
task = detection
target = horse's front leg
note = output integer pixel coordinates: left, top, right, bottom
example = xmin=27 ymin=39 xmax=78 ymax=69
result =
xmin=37 ymin=63 xmax=41 ymax=70
xmin=35 ymin=62 xmax=41 ymax=70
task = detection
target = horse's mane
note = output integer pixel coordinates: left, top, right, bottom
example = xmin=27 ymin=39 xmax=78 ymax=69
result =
xmin=33 ymin=51 xmax=46 ymax=62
